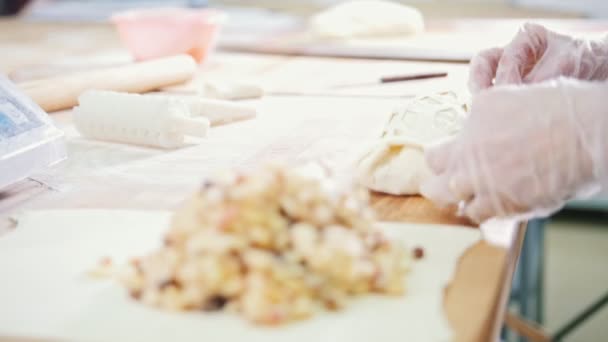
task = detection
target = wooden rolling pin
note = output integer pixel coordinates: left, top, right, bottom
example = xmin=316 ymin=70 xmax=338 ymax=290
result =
xmin=18 ymin=55 xmax=197 ymax=113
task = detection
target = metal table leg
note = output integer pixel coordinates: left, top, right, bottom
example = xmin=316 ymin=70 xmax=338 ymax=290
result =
xmin=508 ymin=218 xmax=546 ymax=342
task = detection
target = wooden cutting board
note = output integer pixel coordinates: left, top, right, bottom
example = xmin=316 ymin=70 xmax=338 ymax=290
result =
xmin=372 ymin=194 xmax=521 ymax=342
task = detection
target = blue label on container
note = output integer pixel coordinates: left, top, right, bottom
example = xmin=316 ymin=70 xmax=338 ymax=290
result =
xmin=0 ymin=87 xmax=45 ymax=140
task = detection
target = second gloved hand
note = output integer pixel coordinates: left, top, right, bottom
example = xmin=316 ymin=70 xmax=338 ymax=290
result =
xmin=421 ymin=78 xmax=608 ymax=223
xmin=469 ymin=23 xmax=608 ymax=93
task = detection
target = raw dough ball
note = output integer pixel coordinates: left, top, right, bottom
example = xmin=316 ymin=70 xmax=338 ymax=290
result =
xmin=310 ymin=0 xmax=424 ymax=39
xmin=356 ymin=92 xmax=468 ymax=195
xmin=357 ymin=139 xmax=431 ymax=195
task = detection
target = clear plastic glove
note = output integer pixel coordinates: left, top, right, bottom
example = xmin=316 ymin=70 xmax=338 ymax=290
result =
xmin=469 ymin=23 xmax=608 ymax=93
xmin=421 ymin=78 xmax=608 ymax=223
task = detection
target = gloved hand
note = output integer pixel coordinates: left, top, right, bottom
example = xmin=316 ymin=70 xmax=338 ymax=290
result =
xmin=421 ymin=78 xmax=608 ymax=223
xmin=469 ymin=23 xmax=608 ymax=93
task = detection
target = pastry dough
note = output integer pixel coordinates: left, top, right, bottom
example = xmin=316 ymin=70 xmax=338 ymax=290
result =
xmin=357 ymin=92 xmax=468 ymax=195
xmin=310 ymin=0 xmax=424 ymax=39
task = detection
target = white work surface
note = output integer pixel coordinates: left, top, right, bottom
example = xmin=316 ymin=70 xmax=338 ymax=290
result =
xmin=23 ymin=93 xmax=399 ymax=209
xmin=0 ymin=210 xmax=481 ymax=342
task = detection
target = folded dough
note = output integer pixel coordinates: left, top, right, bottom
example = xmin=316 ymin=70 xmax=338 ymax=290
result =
xmin=310 ymin=0 xmax=424 ymax=39
xmin=357 ymin=92 xmax=468 ymax=195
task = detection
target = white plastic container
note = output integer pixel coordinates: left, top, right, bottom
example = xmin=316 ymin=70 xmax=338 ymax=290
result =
xmin=74 ymin=90 xmax=210 ymax=149
xmin=0 ymin=76 xmax=66 ymax=190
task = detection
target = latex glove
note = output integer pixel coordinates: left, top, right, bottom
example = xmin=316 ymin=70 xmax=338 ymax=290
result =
xmin=421 ymin=78 xmax=608 ymax=223
xmin=469 ymin=23 xmax=608 ymax=93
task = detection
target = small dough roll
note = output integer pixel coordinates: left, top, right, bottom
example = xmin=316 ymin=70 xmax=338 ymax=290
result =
xmin=310 ymin=0 xmax=424 ymax=39
xmin=356 ymin=92 xmax=468 ymax=195
xmin=357 ymin=138 xmax=431 ymax=195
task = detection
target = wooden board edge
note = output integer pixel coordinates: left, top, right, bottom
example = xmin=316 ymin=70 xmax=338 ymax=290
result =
xmin=444 ymin=220 xmax=523 ymax=342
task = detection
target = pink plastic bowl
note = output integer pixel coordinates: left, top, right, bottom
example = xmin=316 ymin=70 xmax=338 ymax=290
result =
xmin=111 ymin=8 xmax=226 ymax=63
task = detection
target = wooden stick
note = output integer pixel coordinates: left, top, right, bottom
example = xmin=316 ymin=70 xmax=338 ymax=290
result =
xmin=380 ymin=71 xmax=448 ymax=83
xmin=19 ymin=55 xmax=197 ymax=113
xmin=504 ymin=311 xmax=553 ymax=342
xmin=331 ymin=71 xmax=448 ymax=89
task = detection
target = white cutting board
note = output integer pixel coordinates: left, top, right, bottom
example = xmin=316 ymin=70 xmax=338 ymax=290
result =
xmin=0 ymin=210 xmax=481 ymax=342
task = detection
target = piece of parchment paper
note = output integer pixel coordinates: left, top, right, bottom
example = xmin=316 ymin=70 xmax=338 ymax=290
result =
xmin=0 ymin=210 xmax=480 ymax=342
